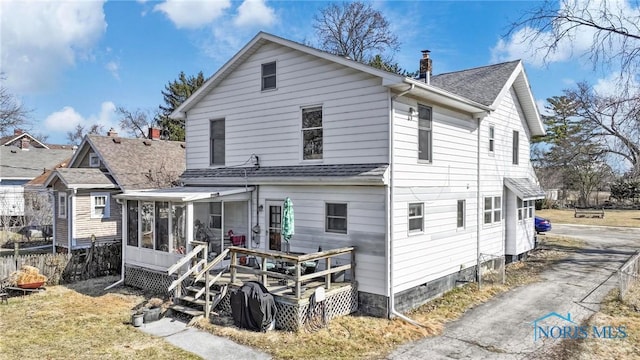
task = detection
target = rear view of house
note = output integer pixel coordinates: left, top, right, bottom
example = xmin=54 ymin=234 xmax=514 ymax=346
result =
xmin=117 ymin=32 xmax=545 ymax=319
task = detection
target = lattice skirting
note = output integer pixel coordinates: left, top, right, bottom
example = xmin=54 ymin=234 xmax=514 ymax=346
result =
xmin=124 ymin=265 xmax=175 ymax=296
xmin=216 ymin=284 xmax=358 ymax=332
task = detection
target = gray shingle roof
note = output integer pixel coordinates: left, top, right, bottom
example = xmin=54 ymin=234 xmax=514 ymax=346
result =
xmin=182 ymin=163 xmax=388 ymax=184
xmin=55 ymin=168 xmax=117 ymax=188
xmin=87 ymin=135 xmax=186 ymax=190
xmin=0 ymin=147 xmax=75 ymax=179
xmin=430 ymin=60 xmax=520 ymax=106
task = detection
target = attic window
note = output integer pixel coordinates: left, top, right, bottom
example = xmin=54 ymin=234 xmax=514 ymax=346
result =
xmin=261 ymin=62 xmax=276 ymax=91
xmin=89 ymin=153 xmax=100 ymax=167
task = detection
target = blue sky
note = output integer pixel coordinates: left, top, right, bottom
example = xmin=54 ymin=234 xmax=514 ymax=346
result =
xmin=1 ymin=0 xmax=631 ymax=144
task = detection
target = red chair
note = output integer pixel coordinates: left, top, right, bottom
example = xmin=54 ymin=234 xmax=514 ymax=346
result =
xmin=231 ymin=235 xmax=245 ymax=246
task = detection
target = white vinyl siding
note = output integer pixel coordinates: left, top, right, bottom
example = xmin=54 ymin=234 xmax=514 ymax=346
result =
xmin=257 ymin=185 xmax=385 ymax=295
xmin=185 ymin=42 xmax=389 ymax=168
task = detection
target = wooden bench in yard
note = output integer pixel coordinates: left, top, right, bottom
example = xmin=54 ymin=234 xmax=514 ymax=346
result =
xmin=574 ymin=208 xmax=605 ymax=218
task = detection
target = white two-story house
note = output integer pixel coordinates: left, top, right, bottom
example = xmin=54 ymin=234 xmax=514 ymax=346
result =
xmin=117 ymin=32 xmax=544 ymax=318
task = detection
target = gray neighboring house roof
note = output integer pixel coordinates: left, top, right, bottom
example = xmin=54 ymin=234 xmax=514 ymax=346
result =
xmin=84 ymin=135 xmax=186 ymax=190
xmin=430 ymin=60 xmax=521 ymax=107
xmin=0 ymin=147 xmax=75 ymax=179
xmin=53 ymin=168 xmax=118 ymax=189
xmin=182 ymin=163 xmax=389 ymax=185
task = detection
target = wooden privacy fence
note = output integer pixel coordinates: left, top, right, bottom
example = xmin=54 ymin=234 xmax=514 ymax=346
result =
xmin=0 ymin=242 xmax=121 ymax=285
xmin=618 ymin=251 xmax=640 ymax=300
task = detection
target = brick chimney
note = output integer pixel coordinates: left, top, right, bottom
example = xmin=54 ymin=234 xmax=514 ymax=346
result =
xmin=419 ymin=50 xmax=432 ymax=84
xmin=148 ymin=127 xmax=161 ymax=140
xmin=20 ymin=137 xmax=30 ymax=150
xmin=107 ymin=128 xmax=118 ymax=137
xmin=14 ymin=129 xmax=24 ymax=136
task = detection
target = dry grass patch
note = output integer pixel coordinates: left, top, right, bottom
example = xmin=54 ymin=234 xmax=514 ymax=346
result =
xmin=194 ymin=234 xmax=582 ymax=360
xmin=537 ymin=209 xmax=640 ymax=228
xmin=0 ymin=276 xmax=199 ymax=360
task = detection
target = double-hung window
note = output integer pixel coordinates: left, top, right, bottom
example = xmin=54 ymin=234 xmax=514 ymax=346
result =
xmin=418 ymin=104 xmax=432 ymax=162
xmin=512 ymin=130 xmax=519 ymax=165
xmin=489 ymin=125 xmax=495 ymax=153
xmin=210 ymin=119 xmax=225 ymax=166
xmin=457 ymin=200 xmax=466 ymax=228
xmin=408 ymin=203 xmax=424 ymax=233
xmin=91 ymin=193 xmax=110 ymax=219
xmin=302 ymin=106 xmax=323 ymax=160
xmin=326 ymin=203 xmax=347 ymax=234
xmin=483 ymin=196 xmax=502 ymax=224
xmin=261 ymin=62 xmax=276 ymax=90
xmin=58 ymin=193 xmax=67 ymax=219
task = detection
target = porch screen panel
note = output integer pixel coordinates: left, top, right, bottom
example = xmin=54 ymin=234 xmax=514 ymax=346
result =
xmin=141 ymin=202 xmax=154 ymax=249
xmin=127 ymin=200 xmax=139 ymax=247
xmin=171 ymin=203 xmax=186 ymax=253
xmin=156 ymin=201 xmax=169 ymax=252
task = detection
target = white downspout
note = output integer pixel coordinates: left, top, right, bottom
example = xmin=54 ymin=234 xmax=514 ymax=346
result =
xmin=105 ymin=199 xmax=126 ymax=290
xmin=476 ymin=117 xmax=482 ymax=282
xmin=50 ymin=189 xmax=56 ymax=253
xmin=387 ymin=84 xmax=424 ymax=328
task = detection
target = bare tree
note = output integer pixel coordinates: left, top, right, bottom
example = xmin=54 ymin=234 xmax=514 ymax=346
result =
xmin=66 ymin=124 xmax=104 ymax=145
xmin=313 ymin=1 xmax=400 ymax=63
xmin=568 ymin=82 xmax=640 ymax=177
xmin=508 ymin=0 xmax=640 ymax=85
xmin=117 ymin=106 xmax=154 ymax=138
xmin=0 ymin=80 xmax=31 ymax=135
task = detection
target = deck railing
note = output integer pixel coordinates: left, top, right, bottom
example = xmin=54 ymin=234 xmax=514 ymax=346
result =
xmin=227 ymin=246 xmax=356 ymax=299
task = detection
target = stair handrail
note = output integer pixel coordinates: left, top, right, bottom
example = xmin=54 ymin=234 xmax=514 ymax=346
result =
xmin=194 ymin=248 xmax=230 ymax=282
xmin=167 ymin=244 xmax=207 ymax=276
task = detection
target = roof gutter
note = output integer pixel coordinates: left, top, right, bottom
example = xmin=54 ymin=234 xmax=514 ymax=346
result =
xmin=387 ymin=84 xmax=426 ymax=328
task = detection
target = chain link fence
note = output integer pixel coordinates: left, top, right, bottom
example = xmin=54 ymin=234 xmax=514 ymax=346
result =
xmin=618 ymin=251 xmax=640 ymax=300
xmin=478 ymin=253 xmax=505 ymax=289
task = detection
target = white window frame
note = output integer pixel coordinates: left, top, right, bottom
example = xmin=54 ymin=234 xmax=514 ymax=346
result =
xmin=91 ymin=192 xmax=110 ymax=219
xmin=408 ymin=203 xmax=424 ymax=233
xmin=488 ymin=125 xmax=495 ymax=154
xmin=301 ymin=106 xmax=323 ymax=161
xmin=457 ymin=200 xmax=466 ymax=229
xmin=325 ymin=202 xmax=347 ymax=234
xmin=483 ymin=196 xmax=502 ymax=225
xmin=261 ymin=61 xmax=276 ymax=91
xmin=418 ymin=104 xmax=433 ymax=163
xmin=89 ymin=153 xmax=100 ymax=167
xmin=58 ymin=192 xmax=67 ymax=219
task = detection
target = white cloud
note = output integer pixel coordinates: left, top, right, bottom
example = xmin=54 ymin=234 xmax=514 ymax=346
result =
xmin=44 ymin=101 xmax=120 ymax=137
xmin=593 ymin=73 xmax=640 ymax=96
xmin=491 ymin=0 xmax=639 ymax=68
xmin=154 ymin=0 xmax=231 ymax=29
xmin=234 ymin=0 xmax=276 ymax=28
xmin=105 ymin=61 xmax=120 ymax=80
xmin=0 ymin=0 xmax=107 ymax=94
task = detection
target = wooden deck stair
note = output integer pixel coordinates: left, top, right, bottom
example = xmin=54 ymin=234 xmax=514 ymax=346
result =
xmin=166 ymin=242 xmax=230 ymax=319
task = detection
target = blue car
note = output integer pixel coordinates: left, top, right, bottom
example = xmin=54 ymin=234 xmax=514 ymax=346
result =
xmin=535 ymin=216 xmax=552 ymax=233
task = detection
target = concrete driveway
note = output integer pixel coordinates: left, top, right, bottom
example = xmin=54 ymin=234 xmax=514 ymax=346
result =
xmin=388 ymin=224 xmax=640 ymax=359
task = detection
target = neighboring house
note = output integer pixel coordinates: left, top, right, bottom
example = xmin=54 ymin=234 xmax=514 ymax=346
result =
xmin=44 ymin=129 xmax=186 ymax=251
xmin=0 ymin=130 xmax=74 ymax=226
xmin=116 ymin=32 xmax=545 ymax=318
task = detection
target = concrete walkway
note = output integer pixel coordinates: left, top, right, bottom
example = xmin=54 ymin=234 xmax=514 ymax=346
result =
xmin=388 ymin=224 xmax=640 ymax=359
xmin=138 ymin=317 xmax=271 ymax=360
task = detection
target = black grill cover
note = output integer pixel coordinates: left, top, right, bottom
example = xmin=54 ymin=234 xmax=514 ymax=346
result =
xmin=230 ymin=281 xmax=277 ymax=332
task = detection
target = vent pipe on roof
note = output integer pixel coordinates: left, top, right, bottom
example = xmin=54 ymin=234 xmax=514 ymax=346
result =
xmin=107 ymin=128 xmax=119 ymax=137
xmin=419 ymin=50 xmax=432 ymax=84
